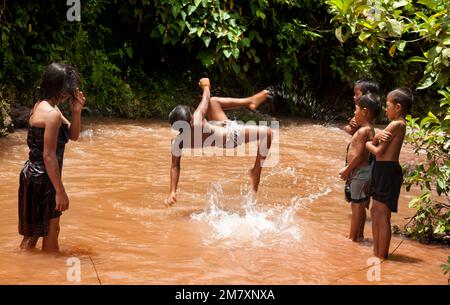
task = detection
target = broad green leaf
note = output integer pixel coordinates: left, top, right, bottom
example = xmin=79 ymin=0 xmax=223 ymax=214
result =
xmin=386 ymin=19 xmax=403 ymax=37
xmin=396 ymin=40 xmax=406 ymax=52
xmin=256 ymin=10 xmax=266 ymax=20
xmin=171 ymin=4 xmax=181 ymax=18
xmin=358 ymin=31 xmax=371 ymax=42
xmin=187 ymin=5 xmax=196 ymax=16
xmin=157 ymin=24 xmax=165 ymax=35
xmin=231 ymin=48 xmax=239 ymax=59
xmin=197 ymin=27 xmax=204 ymax=37
xmin=360 ymin=22 xmax=374 ymax=30
xmin=223 ymin=49 xmax=232 ymax=58
xmin=418 ymin=0 xmax=439 ymax=11
xmin=180 ymin=11 xmax=187 ymax=21
xmin=417 ymin=74 xmax=437 ymax=90
xmin=241 ymin=38 xmax=251 ymax=47
xmin=202 ymin=36 xmax=211 ymax=48
xmin=393 ymin=0 xmax=409 ymax=9
xmin=335 ymin=26 xmax=345 ymax=43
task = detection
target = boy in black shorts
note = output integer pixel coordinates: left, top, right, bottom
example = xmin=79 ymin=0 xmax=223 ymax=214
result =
xmin=365 ymin=88 xmax=413 ymax=259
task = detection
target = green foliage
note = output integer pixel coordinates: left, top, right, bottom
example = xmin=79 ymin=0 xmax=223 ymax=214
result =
xmin=326 ymin=0 xmax=449 ymax=89
xmin=0 ymin=86 xmax=12 ymax=136
xmin=404 ymin=88 xmax=450 ymax=241
xmin=0 ymin=0 xmax=447 ymax=126
xmin=441 ymin=256 xmax=450 ymax=276
xmin=151 ymin=0 xmax=261 ymax=76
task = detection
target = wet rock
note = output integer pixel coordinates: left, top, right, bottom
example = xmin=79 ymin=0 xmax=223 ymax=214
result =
xmin=0 ymin=104 xmax=13 ymax=135
xmin=10 ymin=104 xmax=31 ymax=128
xmin=392 ymin=225 xmax=402 ymax=235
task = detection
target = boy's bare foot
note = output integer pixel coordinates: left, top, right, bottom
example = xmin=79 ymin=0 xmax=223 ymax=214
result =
xmin=248 ymin=89 xmax=272 ymax=111
xmin=248 ymin=167 xmax=261 ymax=192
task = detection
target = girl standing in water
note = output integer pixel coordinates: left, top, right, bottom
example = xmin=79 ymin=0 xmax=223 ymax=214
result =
xmin=18 ymin=62 xmax=85 ymax=252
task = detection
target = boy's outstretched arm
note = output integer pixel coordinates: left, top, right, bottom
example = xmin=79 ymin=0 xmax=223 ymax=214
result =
xmin=192 ymin=78 xmax=211 ymax=127
xmin=165 ymin=149 xmax=181 ymax=207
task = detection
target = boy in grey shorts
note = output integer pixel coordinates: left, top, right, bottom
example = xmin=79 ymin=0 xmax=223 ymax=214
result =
xmin=340 ymin=93 xmax=381 ymax=242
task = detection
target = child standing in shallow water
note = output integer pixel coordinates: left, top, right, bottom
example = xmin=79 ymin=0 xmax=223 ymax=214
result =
xmin=18 ymin=62 xmax=85 ymax=252
xmin=340 ymin=93 xmax=381 ymax=242
xmin=365 ymin=88 xmax=413 ymax=259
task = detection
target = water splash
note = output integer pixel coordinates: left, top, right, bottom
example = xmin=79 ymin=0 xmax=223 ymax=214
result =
xmin=191 ymin=182 xmax=304 ymax=247
xmin=271 ymin=82 xmax=342 ymax=123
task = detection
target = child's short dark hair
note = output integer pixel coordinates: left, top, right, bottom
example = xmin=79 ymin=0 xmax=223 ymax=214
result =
xmin=388 ymin=87 xmax=413 ymax=115
xmin=355 ymin=80 xmax=380 ymax=95
xmin=169 ymin=105 xmax=192 ymax=129
xmin=357 ymin=93 xmax=381 ymax=119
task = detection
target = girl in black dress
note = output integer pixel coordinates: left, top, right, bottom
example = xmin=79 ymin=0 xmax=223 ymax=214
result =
xmin=18 ymin=62 xmax=85 ymax=252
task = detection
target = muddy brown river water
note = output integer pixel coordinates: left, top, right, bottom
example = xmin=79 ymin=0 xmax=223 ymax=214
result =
xmin=0 ymin=118 xmax=448 ymax=284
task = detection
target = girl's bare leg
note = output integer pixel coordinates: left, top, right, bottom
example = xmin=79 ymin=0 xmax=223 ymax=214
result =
xmin=42 ymin=217 xmax=60 ymax=252
xmin=20 ymin=236 xmax=39 ymax=250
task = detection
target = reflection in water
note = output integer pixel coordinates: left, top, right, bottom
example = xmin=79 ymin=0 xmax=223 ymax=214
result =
xmin=0 ymin=118 xmax=448 ymax=284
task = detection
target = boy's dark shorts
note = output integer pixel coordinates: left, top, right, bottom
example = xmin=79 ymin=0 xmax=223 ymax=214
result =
xmin=371 ymin=161 xmax=403 ymax=213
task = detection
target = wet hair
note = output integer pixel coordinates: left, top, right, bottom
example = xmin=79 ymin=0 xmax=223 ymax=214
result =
xmin=354 ymin=80 xmax=380 ymax=95
xmin=357 ymin=93 xmax=381 ymax=119
xmin=168 ymin=105 xmax=192 ymax=131
xmin=387 ymin=87 xmax=413 ymax=115
xmin=37 ymin=62 xmax=81 ymax=101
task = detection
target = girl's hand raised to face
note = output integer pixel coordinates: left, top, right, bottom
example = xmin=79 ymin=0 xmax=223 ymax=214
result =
xmin=70 ymin=88 xmax=86 ymax=114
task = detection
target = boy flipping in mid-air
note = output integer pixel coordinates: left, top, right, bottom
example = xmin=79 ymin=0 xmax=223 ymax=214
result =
xmin=339 ymin=93 xmax=381 ymax=242
xmin=366 ymin=88 xmax=413 ymax=259
xmin=165 ymin=78 xmax=274 ymax=207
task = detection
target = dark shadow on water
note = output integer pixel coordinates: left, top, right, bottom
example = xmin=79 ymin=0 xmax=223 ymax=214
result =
xmin=387 ymin=253 xmax=423 ymax=264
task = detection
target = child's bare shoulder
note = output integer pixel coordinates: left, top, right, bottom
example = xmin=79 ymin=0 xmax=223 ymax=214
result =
xmin=386 ymin=120 xmax=406 ymax=133
xmin=355 ymin=125 xmax=372 ymax=137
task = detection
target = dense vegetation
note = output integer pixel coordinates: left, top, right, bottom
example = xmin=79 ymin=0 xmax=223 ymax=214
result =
xmin=0 ymin=1 xmax=448 ymax=244
xmin=0 ymin=0 xmax=440 ymax=121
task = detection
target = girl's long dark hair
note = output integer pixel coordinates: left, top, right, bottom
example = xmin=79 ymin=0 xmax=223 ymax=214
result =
xmin=33 ymin=62 xmax=81 ymax=102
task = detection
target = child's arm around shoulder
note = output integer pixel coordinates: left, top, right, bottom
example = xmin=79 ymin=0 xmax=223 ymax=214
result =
xmin=343 ymin=117 xmax=359 ymax=135
xmin=365 ymin=120 xmax=405 ymax=157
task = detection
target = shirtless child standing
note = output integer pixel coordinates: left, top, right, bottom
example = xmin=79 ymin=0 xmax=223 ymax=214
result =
xmin=366 ymin=88 xmax=413 ymax=259
xmin=340 ymin=93 xmax=381 ymax=242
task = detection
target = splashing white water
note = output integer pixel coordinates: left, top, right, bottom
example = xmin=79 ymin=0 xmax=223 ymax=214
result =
xmin=191 ymin=181 xmax=332 ymax=247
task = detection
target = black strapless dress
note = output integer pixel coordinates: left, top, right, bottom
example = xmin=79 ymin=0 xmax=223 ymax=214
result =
xmin=18 ymin=124 xmax=70 ymax=237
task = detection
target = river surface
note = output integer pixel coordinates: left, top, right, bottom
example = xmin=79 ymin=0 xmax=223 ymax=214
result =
xmin=0 ymin=118 xmax=448 ymax=284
